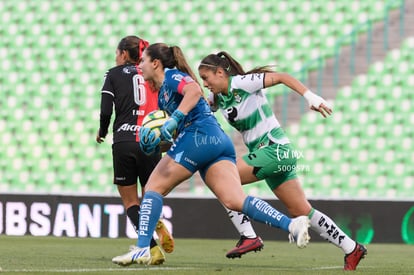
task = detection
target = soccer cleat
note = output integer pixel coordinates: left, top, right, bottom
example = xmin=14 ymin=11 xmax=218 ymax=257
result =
xmin=112 ymin=247 xmax=136 ymax=266
xmin=226 ymin=236 xmax=264 ymax=259
xmin=112 ymin=246 xmax=151 ymax=266
xmin=288 ymin=216 xmax=311 ymax=248
xmin=156 ymin=220 xmax=175 ymax=253
xmin=344 ymin=243 xmax=367 ymax=271
xmin=150 ymin=246 xmax=166 ymax=265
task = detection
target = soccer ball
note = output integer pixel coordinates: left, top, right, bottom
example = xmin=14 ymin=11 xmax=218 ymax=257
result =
xmin=142 ymin=110 xmax=170 ymax=138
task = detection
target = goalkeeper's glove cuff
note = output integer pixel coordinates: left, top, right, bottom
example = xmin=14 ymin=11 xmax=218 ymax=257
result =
xmin=171 ymin=109 xmax=186 ymax=124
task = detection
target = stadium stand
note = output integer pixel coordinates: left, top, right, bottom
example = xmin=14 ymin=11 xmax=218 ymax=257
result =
xmin=0 ymin=0 xmax=411 ymax=199
xmin=286 ymin=37 xmax=414 ymax=199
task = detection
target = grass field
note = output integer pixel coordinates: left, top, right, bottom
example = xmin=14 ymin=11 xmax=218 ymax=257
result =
xmin=0 ymin=236 xmax=413 ymax=274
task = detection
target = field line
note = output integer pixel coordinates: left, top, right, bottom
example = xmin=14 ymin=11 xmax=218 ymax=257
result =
xmin=0 ymin=267 xmax=195 ymax=273
xmin=0 ymin=266 xmax=376 ymax=273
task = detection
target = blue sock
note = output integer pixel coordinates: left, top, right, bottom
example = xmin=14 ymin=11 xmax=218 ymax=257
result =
xmin=242 ymin=196 xmax=291 ymax=232
xmin=137 ymin=191 xmax=163 ymax=248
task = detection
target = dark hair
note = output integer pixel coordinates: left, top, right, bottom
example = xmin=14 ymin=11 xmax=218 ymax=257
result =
xmin=145 ymin=43 xmax=199 ymax=84
xmin=117 ymin=35 xmax=149 ymax=63
xmin=198 ymin=51 xmax=275 ymax=75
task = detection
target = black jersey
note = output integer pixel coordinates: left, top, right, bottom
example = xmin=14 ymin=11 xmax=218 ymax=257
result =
xmin=99 ymin=63 xmax=158 ymax=143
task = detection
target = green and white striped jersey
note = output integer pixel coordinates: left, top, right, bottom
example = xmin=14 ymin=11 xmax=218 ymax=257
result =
xmin=216 ymin=73 xmax=290 ymax=151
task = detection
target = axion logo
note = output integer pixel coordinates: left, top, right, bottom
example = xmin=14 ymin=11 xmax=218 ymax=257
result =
xmin=117 ymin=124 xmax=140 ymax=132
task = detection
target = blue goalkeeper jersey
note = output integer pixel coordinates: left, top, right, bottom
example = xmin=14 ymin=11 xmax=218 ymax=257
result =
xmin=158 ymin=68 xmax=213 ymax=133
xmin=158 ymin=68 xmax=236 ymax=175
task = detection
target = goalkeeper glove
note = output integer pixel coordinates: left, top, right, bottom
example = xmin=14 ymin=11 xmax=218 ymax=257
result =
xmin=161 ymin=109 xmax=185 ymax=142
xmin=139 ymin=127 xmax=160 ymax=155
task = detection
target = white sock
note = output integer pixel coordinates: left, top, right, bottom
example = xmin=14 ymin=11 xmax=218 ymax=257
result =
xmin=226 ymin=208 xmax=257 ymax=238
xmin=309 ymin=208 xmax=356 ymax=254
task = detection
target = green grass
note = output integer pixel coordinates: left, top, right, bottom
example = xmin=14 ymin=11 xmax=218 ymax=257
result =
xmin=0 ymin=236 xmax=413 ymax=274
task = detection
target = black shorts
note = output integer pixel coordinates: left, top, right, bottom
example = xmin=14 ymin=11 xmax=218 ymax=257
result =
xmin=112 ymin=142 xmax=161 ymax=187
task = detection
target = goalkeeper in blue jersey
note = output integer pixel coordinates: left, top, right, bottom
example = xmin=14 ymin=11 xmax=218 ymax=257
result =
xmin=197 ymin=51 xmax=366 ymax=271
xmin=96 ymin=36 xmax=174 ymax=265
xmin=111 ymin=43 xmax=311 ymax=266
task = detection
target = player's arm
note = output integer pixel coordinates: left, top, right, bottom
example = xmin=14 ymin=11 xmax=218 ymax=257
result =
xmin=264 ymin=72 xmax=332 ymax=117
xmin=176 ymin=82 xmax=203 ymax=115
xmin=96 ymin=93 xmax=113 ymax=143
xmin=263 ymin=72 xmax=308 ymax=95
xmin=160 ymin=82 xmax=203 ymax=142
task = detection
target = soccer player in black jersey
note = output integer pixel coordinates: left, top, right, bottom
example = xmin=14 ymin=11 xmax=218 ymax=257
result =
xmin=96 ymin=36 xmax=174 ymax=265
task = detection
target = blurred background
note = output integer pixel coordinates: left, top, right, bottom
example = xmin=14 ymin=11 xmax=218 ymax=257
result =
xmin=0 ymin=0 xmax=413 ymax=200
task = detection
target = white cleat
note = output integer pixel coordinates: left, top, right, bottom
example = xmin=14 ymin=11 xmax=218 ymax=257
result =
xmin=112 ymin=246 xmax=151 ymax=266
xmin=288 ymin=216 xmax=311 ymax=248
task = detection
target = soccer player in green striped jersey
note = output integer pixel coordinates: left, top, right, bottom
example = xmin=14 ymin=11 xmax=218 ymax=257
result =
xmin=198 ymin=52 xmax=366 ymax=271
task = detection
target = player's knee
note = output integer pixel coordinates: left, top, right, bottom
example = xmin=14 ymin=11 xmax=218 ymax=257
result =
xmin=288 ymin=205 xmax=312 ymax=217
xmin=221 ymin=199 xmax=243 ymax=212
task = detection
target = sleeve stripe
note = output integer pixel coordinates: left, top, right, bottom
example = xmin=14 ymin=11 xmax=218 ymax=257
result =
xmin=177 ymin=80 xmax=186 ymax=95
xmin=101 ymin=90 xmax=114 ymax=97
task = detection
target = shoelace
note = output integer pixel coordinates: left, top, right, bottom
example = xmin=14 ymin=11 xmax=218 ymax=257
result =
xmin=235 ymin=236 xmax=248 ymax=247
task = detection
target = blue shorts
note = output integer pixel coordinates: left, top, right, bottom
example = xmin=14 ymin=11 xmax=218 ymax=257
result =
xmin=166 ymin=118 xmax=236 ymax=179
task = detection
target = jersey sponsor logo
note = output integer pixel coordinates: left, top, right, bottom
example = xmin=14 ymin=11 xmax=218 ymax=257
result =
xmin=172 ymin=73 xmax=183 ymax=82
xmin=225 ymin=107 xmax=238 ymax=122
xmin=116 ymin=123 xmax=140 ymax=132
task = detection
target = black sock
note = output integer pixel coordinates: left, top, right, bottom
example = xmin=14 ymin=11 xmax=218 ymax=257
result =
xmin=126 ymin=204 xmax=157 ymax=248
xmin=126 ymin=205 xmax=140 ymax=229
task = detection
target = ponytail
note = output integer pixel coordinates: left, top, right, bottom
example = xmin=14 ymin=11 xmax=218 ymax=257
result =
xmin=146 ymin=43 xmax=200 ymax=85
xmin=117 ymin=35 xmax=149 ymax=63
xmin=170 ymin=46 xmax=199 ymax=85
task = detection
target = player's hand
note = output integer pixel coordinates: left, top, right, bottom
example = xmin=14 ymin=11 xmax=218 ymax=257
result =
xmin=96 ymin=130 xmax=105 ymax=144
xmin=161 ymin=110 xmax=185 ymax=142
xmin=303 ymin=91 xmax=332 ymax=118
xmin=139 ymin=127 xmax=160 ymax=155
